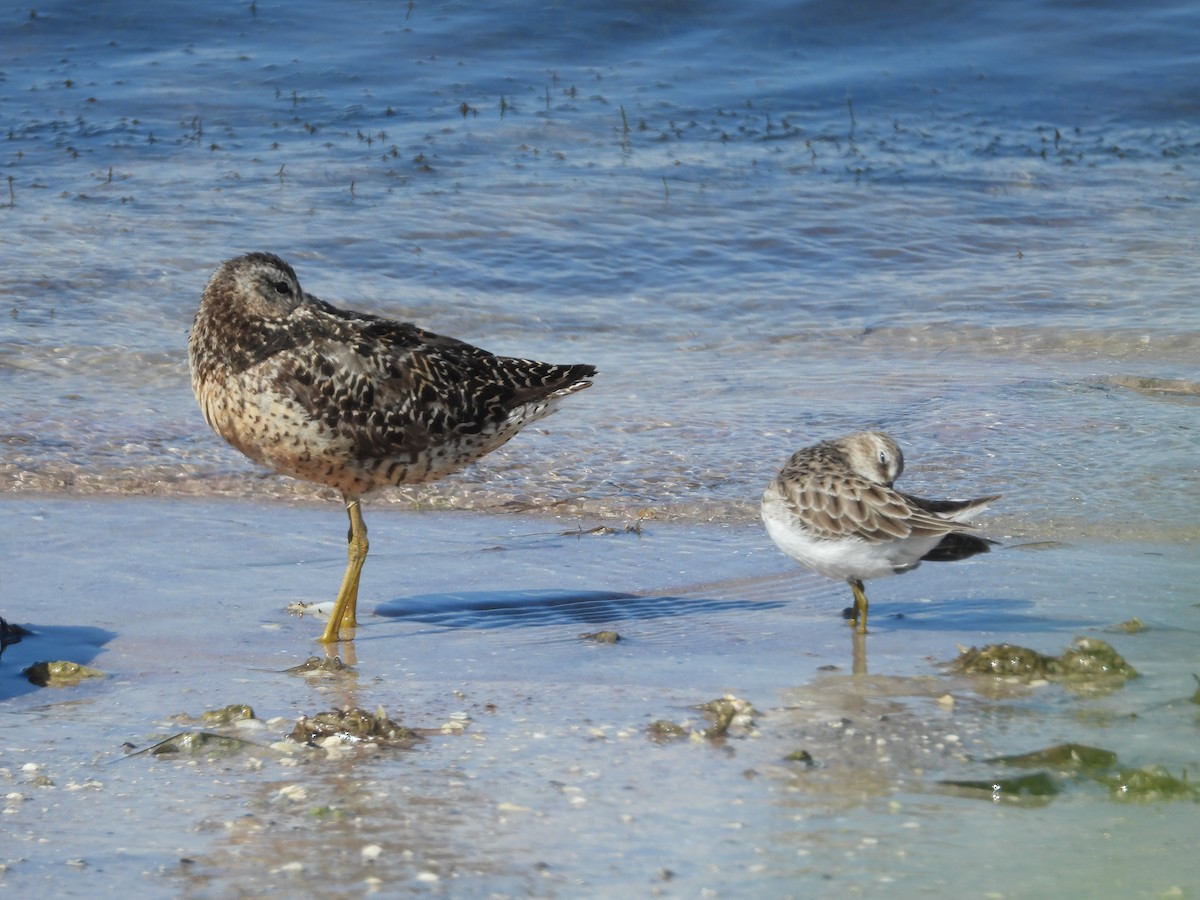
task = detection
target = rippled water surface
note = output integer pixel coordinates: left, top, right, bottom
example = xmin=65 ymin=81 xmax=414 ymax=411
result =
xmin=2 ymin=0 xmax=1197 ymax=537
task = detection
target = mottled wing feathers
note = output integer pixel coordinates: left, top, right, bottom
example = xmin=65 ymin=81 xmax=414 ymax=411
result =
xmin=770 ymin=441 xmax=985 ymax=545
xmin=263 ymin=300 xmax=593 ymax=458
xmin=774 ymin=469 xmax=958 ymax=544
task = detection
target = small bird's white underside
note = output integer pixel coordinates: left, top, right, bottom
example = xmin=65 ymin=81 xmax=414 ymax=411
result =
xmin=761 ymin=513 xmax=941 ymax=581
xmin=761 ymin=491 xmax=990 ymax=583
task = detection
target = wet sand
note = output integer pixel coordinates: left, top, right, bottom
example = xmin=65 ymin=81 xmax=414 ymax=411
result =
xmin=1 ymin=497 xmax=1197 ymax=897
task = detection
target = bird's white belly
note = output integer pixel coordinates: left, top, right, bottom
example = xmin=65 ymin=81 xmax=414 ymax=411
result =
xmin=762 ymin=511 xmax=942 ymax=582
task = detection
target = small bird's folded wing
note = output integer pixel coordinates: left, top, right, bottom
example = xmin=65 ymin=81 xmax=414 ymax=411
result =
xmin=771 ymin=472 xmax=974 ymax=544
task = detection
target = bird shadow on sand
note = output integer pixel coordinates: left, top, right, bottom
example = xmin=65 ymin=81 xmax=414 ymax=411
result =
xmin=374 ymin=589 xmax=786 ymax=631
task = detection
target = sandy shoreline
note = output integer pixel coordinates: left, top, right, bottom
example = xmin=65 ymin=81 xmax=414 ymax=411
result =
xmin=1 ymin=496 xmax=1197 ymax=897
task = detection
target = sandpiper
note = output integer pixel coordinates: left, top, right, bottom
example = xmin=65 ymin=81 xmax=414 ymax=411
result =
xmin=189 ymin=252 xmax=596 ymax=642
xmin=761 ymin=431 xmax=998 ymax=633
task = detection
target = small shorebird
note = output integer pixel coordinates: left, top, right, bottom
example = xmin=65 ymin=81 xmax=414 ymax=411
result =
xmin=761 ymin=431 xmax=998 ymax=633
xmin=189 ymin=252 xmax=596 ymax=643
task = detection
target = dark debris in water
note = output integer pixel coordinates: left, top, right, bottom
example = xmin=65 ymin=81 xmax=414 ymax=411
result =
xmin=128 ymin=703 xmax=275 ymax=760
xmin=1100 ymin=766 xmax=1200 ymax=802
xmin=646 ymin=696 xmax=757 ymax=743
xmin=137 ymin=731 xmax=261 ymax=759
xmin=986 ymin=742 xmax=1118 ymax=773
xmin=202 ymin=703 xmax=256 ymax=725
xmin=646 ymin=719 xmax=689 ymax=742
xmin=561 ymin=511 xmax=655 ymax=537
xmin=1113 ymin=617 xmax=1145 ymax=634
xmin=284 ymin=655 xmax=349 ymax=675
xmin=784 ymin=749 xmax=816 ymax=767
xmin=289 ymin=706 xmax=423 ymax=747
xmin=941 ymin=771 xmax=1061 ymax=805
xmin=943 ymin=742 xmax=1197 ymax=805
xmin=699 ymin=696 xmax=757 ymax=740
xmin=168 ymin=703 xmax=258 ymax=727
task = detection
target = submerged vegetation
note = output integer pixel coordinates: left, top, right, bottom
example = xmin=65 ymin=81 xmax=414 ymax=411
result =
xmin=646 ymin=695 xmax=757 ymax=743
xmin=950 ymin=637 xmax=1138 ymax=694
xmin=943 ymin=742 xmax=1199 ymax=804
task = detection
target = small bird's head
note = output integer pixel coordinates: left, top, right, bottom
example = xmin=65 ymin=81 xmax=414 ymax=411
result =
xmin=206 ymin=252 xmax=306 ymax=320
xmin=840 ymin=431 xmax=905 ymax=487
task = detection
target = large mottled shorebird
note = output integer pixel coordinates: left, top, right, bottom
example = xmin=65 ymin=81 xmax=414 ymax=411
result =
xmin=189 ymin=252 xmax=596 ymax=643
xmin=761 ymin=431 xmax=998 ymax=633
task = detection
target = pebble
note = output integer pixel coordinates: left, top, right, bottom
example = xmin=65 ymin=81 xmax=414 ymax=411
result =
xmin=274 ymin=784 xmax=307 ymax=803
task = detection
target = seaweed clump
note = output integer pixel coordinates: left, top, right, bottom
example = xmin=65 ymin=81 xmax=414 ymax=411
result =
xmin=1099 ymin=766 xmax=1200 ymax=802
xmin=646 ymin=720 xmax=689 ymax=742
xmin=940 ymin=771 xmax=1061 ymax=805
xmin=284 ymin=655 xmax=348 ymax=675
xmin=941 ymin=742 xmax=1199 ymax=805
xmin=986 ymin=742 xmax=1118 ymax=773
xmin=23 ymin=660 xmax=106 ymax=687
xmin=579 ymin=630 xmax=620 ymax=644
xmin=646 ymin=696 xmax=757 ymax=743
xmin=142 ymin=732 xmax=260 ymax=758
xmin=698 ymin=696 xmax=757 ymax=740
xmin=951 ymin=637 xmax=1137 ymax=694
xmin=290 ymin=706 xmax=422 ymax=747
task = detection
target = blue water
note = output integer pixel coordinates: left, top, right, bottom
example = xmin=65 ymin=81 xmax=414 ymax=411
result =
xmin=2 ymin=0 xmax=1197 ymax=537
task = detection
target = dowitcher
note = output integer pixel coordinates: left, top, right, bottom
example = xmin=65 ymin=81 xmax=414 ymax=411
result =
xmin=761 ymin=431 xmax=998 ymax=633
xmin=189 ymin=252 xmax=596 ymax=643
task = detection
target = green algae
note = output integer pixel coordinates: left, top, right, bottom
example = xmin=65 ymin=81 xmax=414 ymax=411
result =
xmin=950 ymin=637 xmax=1137 ymax=694
xmin=646 ymin=719 xmax=689 ymax=742
xmin=1100 ymin=766 xmax=1200 ymax=802
xmin=289 ymin=706 xmax=422 ymax=746
xmin=23 ymin=660 xmax=106 ymax=687
xmin=986 ymin=743 xmax=1118 ymax=773
xmin=579 ymin=630 xmax=621 ymax=644
xmin=202 ymin=703 xmax=256 ymax=725
xmin=698 ymin=696 xmax=757 ymax=739
xmin=141 ymin=732 xmax=260 ymax=758
xmin=941 ymin=771 xmax=1061 ymax=803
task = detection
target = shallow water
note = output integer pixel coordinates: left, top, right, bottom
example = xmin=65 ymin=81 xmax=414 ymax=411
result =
xmin=2 ymin=499 xmax=1199 ymax=897
xmin=1 ymin=0 xmax=1198 ymax=534
xmin=2 ymin=1 xmax=1199 ymax=895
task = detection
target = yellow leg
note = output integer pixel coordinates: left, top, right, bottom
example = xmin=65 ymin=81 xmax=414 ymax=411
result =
xmin=851 ymin=630 xmax=867 ymax=676
xmin=319 ymin=498 xmax=369 ymax=644
xmin=849 ymin=579 xmax=869 ymax=634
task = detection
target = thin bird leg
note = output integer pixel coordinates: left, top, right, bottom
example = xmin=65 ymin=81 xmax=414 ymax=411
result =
xmin=320 ymin=498 xmax=369 ymax=643
xmin=849 ymin=579 xmax=869 ymax=634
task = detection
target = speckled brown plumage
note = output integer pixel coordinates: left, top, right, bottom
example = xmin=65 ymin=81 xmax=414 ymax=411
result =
xmin=189 ymin=251 xmax=596 ymax=642
xmin=761 ymin=432 xmax=999 ymax=633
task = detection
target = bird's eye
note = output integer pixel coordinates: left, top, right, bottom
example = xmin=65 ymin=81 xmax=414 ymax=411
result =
xmin=271 ymin=280 xmax=293 ymax=296
xmin=878 ymin=450 xmax=889 ymax=466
